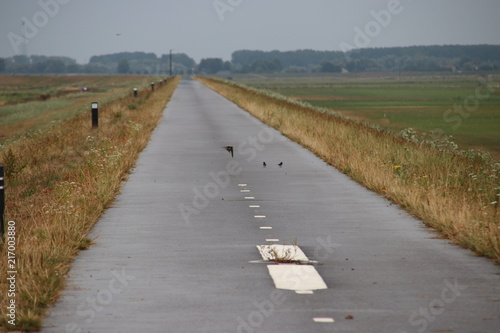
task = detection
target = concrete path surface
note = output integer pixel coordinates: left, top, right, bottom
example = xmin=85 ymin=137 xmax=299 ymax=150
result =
xmin=42 ymin=78 xmax=500 ymax=333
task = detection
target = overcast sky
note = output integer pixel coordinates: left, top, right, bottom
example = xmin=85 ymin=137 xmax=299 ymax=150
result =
xmin=1 ymin=0 xmax=499 ymax=64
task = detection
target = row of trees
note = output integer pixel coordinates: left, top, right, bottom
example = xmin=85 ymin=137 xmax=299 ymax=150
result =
xmin=1 ymin=45 xmax=499 ymax=75
xmin=0 ymin=55 xmax=80 ymax=74
xmin=89 ymin=52 xmax=197 ymax=75
xmin=227 ymin=45 xmax=500 ymax=73
xmin=0 ymin=52 xmax=197 ymax=75
xmin=197 ymin=58 xmax=232 ymax=74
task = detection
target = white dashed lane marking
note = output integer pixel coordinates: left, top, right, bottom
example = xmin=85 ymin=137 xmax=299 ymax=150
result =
xmin=313 ymin=317 xmax=334 ymax=323
xmin=242 ymin=184 xmax=330 ymax=325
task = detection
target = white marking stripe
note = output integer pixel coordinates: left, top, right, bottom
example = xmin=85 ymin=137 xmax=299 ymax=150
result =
xmin=238 ymin=184 xmax=247 ymax=187
xmin=254 ymin=215 xmax=266 ymax=218
xmin=244 ymin=197 xmax=255 ymax=199
xmin=259 ymin=226 xmax=272 ymax=230
xmin=257 ymin=245 xmax=309 ymax=262
xmin=267 ymin=265 xmax=327 ymax=290
xmin=313 ymin=317 xmax=334 ymax=323
xmin=249 ymin=205 xmax=260 ymax=208
xmin=296 ymin=290 xmax=314 ymax=294
xmin=257 ymin=245 xmax=328 ymax=291
xmin=241 ymin=190 xmax=250 ymax=192
xmin=265 ymin=239 xmax=279 ymax=242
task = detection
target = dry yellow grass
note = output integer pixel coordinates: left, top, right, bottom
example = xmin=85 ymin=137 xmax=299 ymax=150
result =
xmin=0 ymin=76 xmax=180 ymax=331
xmin=197 ymin=76 xmax=500 ymax=262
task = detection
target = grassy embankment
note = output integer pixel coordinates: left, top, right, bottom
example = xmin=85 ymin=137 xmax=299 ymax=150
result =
xmin=0 ymin=75 xmax=180 ymax=331
xmin=197 ymin=76 xmax=500 ymax=263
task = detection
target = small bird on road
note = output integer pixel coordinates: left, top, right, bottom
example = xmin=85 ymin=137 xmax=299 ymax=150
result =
xmin=263 ymin=162 xmax=266 ymax=167
xmin=278 ymin=162 xmax=283 ymax=167
xmin=223 ymin=146 xmax=233 ymax=157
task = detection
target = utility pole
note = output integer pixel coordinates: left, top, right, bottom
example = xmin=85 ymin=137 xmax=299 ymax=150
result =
xmin=21 ymin=20 xmax=29 ymax=58
xmin=169 ymin=49 xmax=173 ymax=76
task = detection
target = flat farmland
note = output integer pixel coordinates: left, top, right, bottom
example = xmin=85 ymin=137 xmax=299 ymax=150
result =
xmin=0 ymin=75 xmax=154 ymax=142
xmin=231 ymin=72 xmax=500 ymax=158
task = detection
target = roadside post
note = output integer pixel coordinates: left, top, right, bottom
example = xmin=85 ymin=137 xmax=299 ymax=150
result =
xmin=133 ymin=87 xmax=138 ymax=97
xmin=91 ymin=102 xmax=99 ymax=128
xmin=151 ymin=82 xmax=155 ymax=91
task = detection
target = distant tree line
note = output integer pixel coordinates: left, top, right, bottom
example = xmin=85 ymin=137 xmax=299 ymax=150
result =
xmin=0 ymin=55 xmax=80 ymax=74
xmin=197 ymin=58 xmax=232 ymax=74
xmin=1 ymin=45 xmax=499 ymax=75
xmin=0 ymin=52 xmax=196 ymax=75
xmin=227 ymin=45 xmax=500 ymax=73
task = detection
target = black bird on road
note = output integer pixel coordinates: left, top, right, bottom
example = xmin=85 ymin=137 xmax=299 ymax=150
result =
xmin=278 ymin=162 xmax=283 ymax=167
xmin=223 ymin=146 xmax=233 ymax=158
xmin=263 ymin=162 xmax=266 ymax=167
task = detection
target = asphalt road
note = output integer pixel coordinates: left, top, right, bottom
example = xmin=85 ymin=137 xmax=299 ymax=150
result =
xmin=42 ymin=78 xmax=500 ymax=333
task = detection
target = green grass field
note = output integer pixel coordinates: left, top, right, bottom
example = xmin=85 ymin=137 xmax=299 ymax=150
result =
xmin=229 ymin=72 xmax=500 ymax=158
xmin=0 ymin=75 xmax=157 ymax=142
